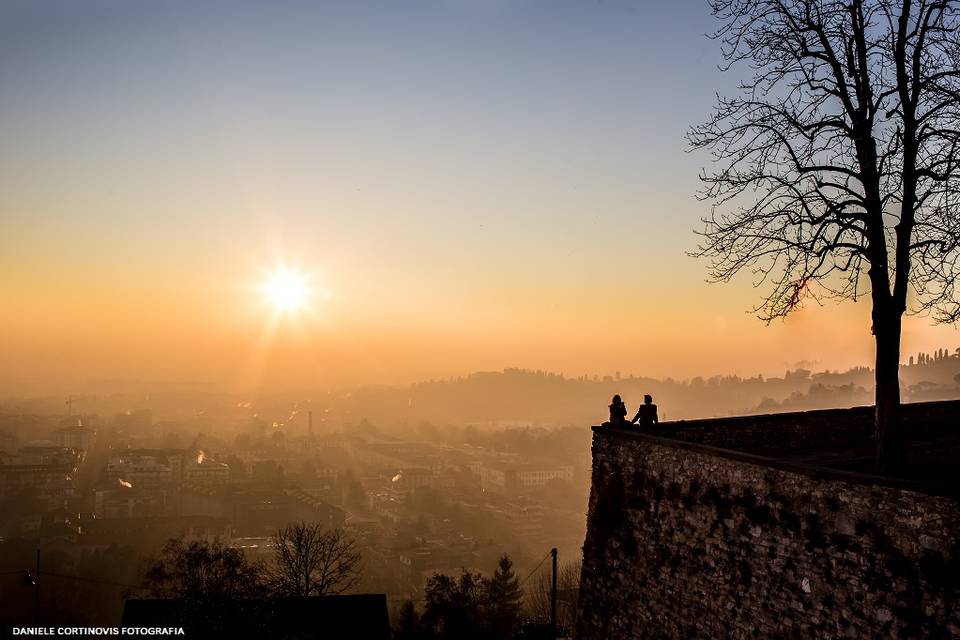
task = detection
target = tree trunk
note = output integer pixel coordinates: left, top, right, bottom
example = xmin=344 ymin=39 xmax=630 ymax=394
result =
xmin=874 ymin=310 xmax=905 ymax=472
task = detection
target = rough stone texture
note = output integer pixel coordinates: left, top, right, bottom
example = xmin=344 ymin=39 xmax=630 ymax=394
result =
xmin=657 ymin=399 xmax=960 ymax=457
xmin=577 ymin=416 xmax=960 ymax=639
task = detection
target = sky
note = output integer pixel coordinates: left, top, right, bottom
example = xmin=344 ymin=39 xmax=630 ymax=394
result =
xmin=2 ymin=0 xmax=959 ymax=394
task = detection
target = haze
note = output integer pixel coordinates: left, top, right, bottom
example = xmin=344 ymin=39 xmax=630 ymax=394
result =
xmin=3 ymin=0 xmax=958 ymax=395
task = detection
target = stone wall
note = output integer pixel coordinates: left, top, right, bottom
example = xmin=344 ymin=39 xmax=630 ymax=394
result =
xmin=656 ymin=399 xmax=960 ymax=457
xmin=577 ymin=424 xmax=960 ymax=639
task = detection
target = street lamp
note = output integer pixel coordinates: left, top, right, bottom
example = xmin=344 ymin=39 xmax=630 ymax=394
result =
xmin=21 ymin=549 xmax=40 ymax=625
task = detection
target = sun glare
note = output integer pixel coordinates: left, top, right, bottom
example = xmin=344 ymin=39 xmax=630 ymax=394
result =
xmin=262 ymin=267 xmax=311 ymax=313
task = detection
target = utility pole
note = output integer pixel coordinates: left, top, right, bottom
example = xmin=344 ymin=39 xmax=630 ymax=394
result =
xmin=34 ymin=548 xmax=40 ymax=626
xmin=550 ymin=547 xmax=558 ymax=636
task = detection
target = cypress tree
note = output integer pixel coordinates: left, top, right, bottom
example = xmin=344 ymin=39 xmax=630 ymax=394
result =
xmin=486 ymin=554 xmax=523 ymax=640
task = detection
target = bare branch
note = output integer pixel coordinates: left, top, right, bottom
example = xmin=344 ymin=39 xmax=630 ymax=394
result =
xmin=691 ymin=0 xmax=960 ymax=324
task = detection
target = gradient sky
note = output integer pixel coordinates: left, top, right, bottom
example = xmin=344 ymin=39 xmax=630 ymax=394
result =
xmin=2 ymin=0 xmax=958 ymax=394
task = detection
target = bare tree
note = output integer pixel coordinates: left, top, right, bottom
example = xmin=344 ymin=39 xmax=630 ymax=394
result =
xmin=689 ymin=0 xmax=960 ymax=470
xmin=524 ymin=560 xmax=580 ymax=635
xmin=270 ymin=523 xmax=361 ymax=597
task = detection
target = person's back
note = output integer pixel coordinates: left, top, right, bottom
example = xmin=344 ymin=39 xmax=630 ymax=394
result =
xmin=633 ymin=395 xmax=659 ymax=428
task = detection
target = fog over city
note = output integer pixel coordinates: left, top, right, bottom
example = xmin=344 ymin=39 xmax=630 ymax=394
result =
xmin=4 ymin=347 xmax=960 ymax=629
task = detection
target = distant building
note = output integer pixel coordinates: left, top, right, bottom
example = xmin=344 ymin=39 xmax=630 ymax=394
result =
xmin=11 ymin=446 xmax=79 ymax=466
xmin=0 ymin=464 xmax=76 ymax=499
xmin=0 ymin=431 xmax=18 ymax=454
xmin=396 ymin=467 xmax=434 ymax=489
xmin=486 ymin=499 xmax=544 ymax=538
xmin=106 ymin=449 xmax=186 ymax=487
xmin=180 ymin=483 xmax=346 ymax=536
xmin=94 ymin=485 xmax=172 ymax=518
xmin=251 ymin=460 xmax=285 ymax=485
xmin=40 ymin=509 xmax=82 ymax=544
xmin=0 ymin=446 xmax=81 ymax=506
xmin=95 ymin=449 xmax=190 ymax=518
xmin=54 ymin=423 xmax=94 ymax=451
xmin=398 ymin=536 xmax=480 ymax=587
xmin=366 ymin=481 xmax=405 ymax=523
xmin=479 ymin=461 xmax=574 ymax=493
xmin=185 ymin=461 xmax=230 ymax=485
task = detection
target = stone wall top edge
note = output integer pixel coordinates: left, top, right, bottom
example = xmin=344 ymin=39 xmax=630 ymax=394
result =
xmin=591 ymin=424 xmax=960 ymax=501
xmin=656 ymin=398 xmax=960 ymax=429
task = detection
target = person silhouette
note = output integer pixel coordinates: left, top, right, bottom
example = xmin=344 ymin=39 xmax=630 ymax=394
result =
xmin=607 ymin=394 xmax=630 ymax=427
xmin=632 ymin=394 xmax=659 ymax=428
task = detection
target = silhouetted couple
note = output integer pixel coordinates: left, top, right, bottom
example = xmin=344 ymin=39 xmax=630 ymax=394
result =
xmin=607 ymin=394 xmax=658 ymax=428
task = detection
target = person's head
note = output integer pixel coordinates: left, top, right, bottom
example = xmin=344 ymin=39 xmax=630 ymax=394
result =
xmin=611 ymin=394 xmax=622 ymax=405
xmin=644 ymin=394 xmax=653 ymax=404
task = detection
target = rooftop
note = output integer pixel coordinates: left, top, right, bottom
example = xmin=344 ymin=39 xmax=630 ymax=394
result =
xmin=122 ymin=595 xmax=390 ymax=639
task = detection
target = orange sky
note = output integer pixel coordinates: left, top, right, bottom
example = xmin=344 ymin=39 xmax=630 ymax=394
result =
xmin=3 ymin=237 xmax=957 ymax=394
xmin=2 ymin=1 xmax=959 ymax=395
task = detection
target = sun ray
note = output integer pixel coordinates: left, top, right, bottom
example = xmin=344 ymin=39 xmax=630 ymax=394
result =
xmin=261 ymin=266 xmax=311 ymax=313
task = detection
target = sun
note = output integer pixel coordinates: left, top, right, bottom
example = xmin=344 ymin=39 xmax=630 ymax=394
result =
xmin=261 ymin=267 xmax=311 ymax=313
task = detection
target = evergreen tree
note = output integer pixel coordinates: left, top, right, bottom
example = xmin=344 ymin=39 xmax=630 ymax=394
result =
xmin=486 ymin=554 xmax=523 ymax=640
xmin=421 ymin=570 xmax=487 ymax=640
xmin=418 ymin=557 xmax=525 ymax=640
xmin=393 ymin=600 xmax=423 ymax=640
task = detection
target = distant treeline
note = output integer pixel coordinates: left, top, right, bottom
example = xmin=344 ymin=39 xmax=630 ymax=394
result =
xmin=339 ymin=357 xmax=960 ymax=426
xmin=6 ymin=355 xmax=960 ymax=433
